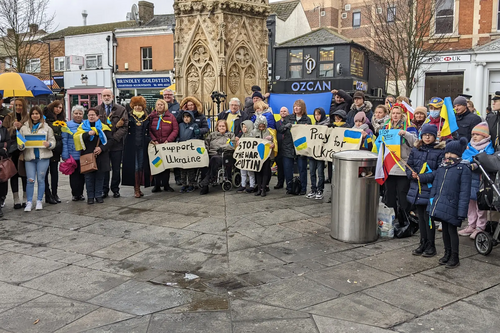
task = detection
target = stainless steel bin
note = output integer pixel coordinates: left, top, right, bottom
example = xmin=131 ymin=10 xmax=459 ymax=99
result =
xmin=330 ymin=151 xmax=379 ymax=243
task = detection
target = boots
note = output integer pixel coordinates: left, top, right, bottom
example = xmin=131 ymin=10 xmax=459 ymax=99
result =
xmin=45 ymin=189 xmax=57 ymax=204
xmin=138 ymin=172 xmax=144 ymax=197
xmin=134 ymin=172 xmax=141 ymax=198
xmin=200 ymin=185 xmax=209 ymax=195
xmin=151 ymin=176 xmax=162 ymax=193
xmin=412 ymin=239 xmax=427 ymax=256
xmin=439 ymin=248 xmax=451 ymax=265
xmin=445 ymin=252 xmax=460 ymax=269
xmin=422 ymin=240 xmax=437 ymax=257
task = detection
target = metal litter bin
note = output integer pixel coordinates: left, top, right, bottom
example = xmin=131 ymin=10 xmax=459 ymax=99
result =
xmin=330 ymin=151 xmax=379 ymax=243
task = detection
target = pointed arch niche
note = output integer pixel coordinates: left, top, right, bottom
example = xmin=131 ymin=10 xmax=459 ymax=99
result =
xmin=226 ymin=42 xmax=259 ymax=97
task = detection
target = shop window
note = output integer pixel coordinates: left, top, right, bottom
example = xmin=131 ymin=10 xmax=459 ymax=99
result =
xmin=86 ymin=54 xmax=102 ymax=69
xmin=142 ymin=47 xmax=153 ymax=71
xmin=288 ymin=49 xmax=303 ymax=78
xmin=424 ymin=72 xmax=464 ymax=104
xmin=387 ymin=6 xmax=396 ymax=23
xmin=26 ymin=58 xmax=40 ymax=73
xmin=435 ymin=0 xmax=454 ymax=34
xmin=54 ymin=57 xmax=65 ymax=72
xmin=353 ymin=12 xmax=361 ymax=27
xmin=319 ymin=47 xmax=334 ymax=78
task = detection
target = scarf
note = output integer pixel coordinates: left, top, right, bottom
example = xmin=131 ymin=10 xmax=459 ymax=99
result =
xmin=441 ymin=157 xmax=461 ymax=167
xmin=31 ymin=122 xmax=41 ymax=133
xmin=387 ymin=119 xmax=405 ymax=130
xmin=462 ymin=138 xmax=494 ymax=162
xmin=73 ymin=119 xmax=111 ymax=151
xmin=333 ymin=121 xmax=346 ymax=127
xmin=354 ymin=123 xmax=369 ymax=131
xmin=412 ymin=119 xmax=425 ymax=131
xmin=133 ymin=110 xmax=145 ymax=118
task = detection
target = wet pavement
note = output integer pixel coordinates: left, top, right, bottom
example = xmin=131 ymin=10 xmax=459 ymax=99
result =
xmin=1 ymin=175 xmax=500 ymax=332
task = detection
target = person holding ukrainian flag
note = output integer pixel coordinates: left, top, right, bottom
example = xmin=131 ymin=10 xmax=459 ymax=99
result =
xmin=73 ymin=108 xmax=112 ymax=204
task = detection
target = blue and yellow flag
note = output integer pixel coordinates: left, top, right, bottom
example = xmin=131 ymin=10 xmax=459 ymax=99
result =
xmin=440 ymin=97 xmax=459 ymax=137
xmin=344 ymin=130 xmax=362 ymax=145
xmin=16 ymin=130 xmax=26 ymax=146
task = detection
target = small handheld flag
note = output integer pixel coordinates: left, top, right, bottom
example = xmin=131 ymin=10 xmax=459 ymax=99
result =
xmin=16 ymin=130 xmax=26 ymax=146
xmin=440 ymin=97 xmax=459 ymax=137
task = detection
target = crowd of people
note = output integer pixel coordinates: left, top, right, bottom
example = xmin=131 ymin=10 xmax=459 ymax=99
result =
xmin=1 ymin=87 xmax=500 ymax=270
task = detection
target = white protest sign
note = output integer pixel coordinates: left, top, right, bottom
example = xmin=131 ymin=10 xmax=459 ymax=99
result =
xmin=148 ymin=139 xmax=209 ymax=175
xmin=291 ymin=125 xmax=362 ymax=161
xmin=234 ymin=138 xmax=273 ymax=172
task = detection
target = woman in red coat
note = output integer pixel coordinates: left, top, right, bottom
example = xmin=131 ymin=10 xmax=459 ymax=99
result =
xmin=149 ymin=99 xmax=179 ymax=192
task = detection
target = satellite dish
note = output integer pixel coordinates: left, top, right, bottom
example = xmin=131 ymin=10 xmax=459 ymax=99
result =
xmin=131 ymin=4 xmax=139 ymax=22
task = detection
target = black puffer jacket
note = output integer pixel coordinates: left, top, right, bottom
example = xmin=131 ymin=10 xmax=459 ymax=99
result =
xmin=277 ymin=114 xmax=312 ymax=159
xmin=456 ymin=110 xmax=481 ymax=142
xmin=329 ymin=89 xmax=352 ymax=124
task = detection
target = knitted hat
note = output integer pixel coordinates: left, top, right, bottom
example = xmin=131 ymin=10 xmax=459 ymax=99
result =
xmin=472 ymin=121 xmax=490 ymax=138
xmin=429 ymin=97 xmax=443 ymax=108
xmin=130 ymin=96 xmax=147 ymax=109
xmin=251 ymin=85 xmax=262 ymax=92
xmin=332 ymin=110 xmax=347 ymax=120
xmin=453 ymin=96 xmax=467 ymax=106
xmin=353 ymin=91 xmax=365 ymax=100
xmin=420 ymin=124 xmax=437 ymax=138
xmin=252 ymin=91 xmax=264 ymax=100
xmin=414 ymin=106 xmax=427 ymax=117
xmin=354 ymin=112 xmax=366 ymax=123
xmin=445 ymin=137 xmax=468 ymax=157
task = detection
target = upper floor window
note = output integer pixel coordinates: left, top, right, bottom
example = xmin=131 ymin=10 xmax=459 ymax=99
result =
xmin=86 ymin=54 xmax=102 ymax=69
xmin=435 ymin=0 xmax=454 ymax=34
xmin=353 ymin=12 xmax=361 ymax=27
xmin=26 ymin=58 xmax=40 ymax=73
xmin=387 ymin=6 xmax=396 ymax=23
xmin=141 ymin=47 xmax=152 ymax=71
xmin=4 ymin=57 xmax=16 ymax=69
xmin=319 ymin=47 xmax=334 ymax=78
xmin=288 ymin=49 xmax=303 ymax=78
xmin=54 ymin=57 xmax=65 ymax=72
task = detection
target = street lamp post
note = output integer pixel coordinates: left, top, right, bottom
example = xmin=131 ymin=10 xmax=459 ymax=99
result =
xmin=39 ymin=40 xmax=52 ymax=90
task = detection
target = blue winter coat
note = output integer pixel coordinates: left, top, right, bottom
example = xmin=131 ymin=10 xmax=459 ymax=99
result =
xmin=462 ymin=141 xmax=494 ymax=200
xmin=62 ymin=120 xmax=81 ymax=161
xmin=427 ymin=161 xmax=472 ymax=227
xmin=251 ymin=109 xmax=276 ymax=130
xmin=177 ymin=111 xmax=200 ymax=142
xmin=406 ymin=140 xmax=445 ymax=205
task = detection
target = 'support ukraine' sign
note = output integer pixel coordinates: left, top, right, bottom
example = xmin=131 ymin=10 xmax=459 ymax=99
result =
xmin=148 ymin=139 xmax=209 ymax=175
xmin=234 ymin=138 xmax=273 ymax=172
xmin=291 ymin=125 xmax=362 ymax=161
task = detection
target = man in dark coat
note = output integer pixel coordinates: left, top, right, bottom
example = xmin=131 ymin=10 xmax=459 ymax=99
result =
xmin=217 ymin=97 xmax=248 ymax=138
xmin=96 ymin=89 xmax=129 ymax=198
xmin=486 ymin=91 xmax=500 ymax=149
xmin=0 ymin=94 xmax=10 ymax=122
xmin=329 ymin=89 xmax=352 ymax=125
xmin=163 ymin=89 xmax=181 ymax=121
xmin=454 ymin=96 xmax=481 ymax=142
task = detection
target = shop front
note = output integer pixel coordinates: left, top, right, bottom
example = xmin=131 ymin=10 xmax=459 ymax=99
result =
xmin=115 ymin=75 xmax=173 ymax=110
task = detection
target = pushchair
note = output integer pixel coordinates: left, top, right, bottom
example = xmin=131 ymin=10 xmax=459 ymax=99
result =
xmin=196 ymin=149 xmax=241 ymax=192
xmin=472 ymin=152 xmax=500 ymax=255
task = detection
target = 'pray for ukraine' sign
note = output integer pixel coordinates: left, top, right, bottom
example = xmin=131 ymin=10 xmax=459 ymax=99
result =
xmin=148 ymin=139 xmax=209 ymax=175
xmin=291 ymin=125 xmax=362 ymax=161
xmin=233 ymin=138 xmax=273 ymax=172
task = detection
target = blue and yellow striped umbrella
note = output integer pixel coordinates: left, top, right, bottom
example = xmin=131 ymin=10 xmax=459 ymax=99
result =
xmin=0 ymin=72 xmax=52 ymax=98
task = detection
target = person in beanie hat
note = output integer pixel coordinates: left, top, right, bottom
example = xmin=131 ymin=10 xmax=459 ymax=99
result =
xmin=454 ymin=96 xmax=481 ymax=141
xmin=458 ymin=122 xmax=494 ymax=239
xmin=406 ymin=124 xmax=445 ymax=257
xmin=411 ymin=106 xmax=428 ymax=132
xmin=252 ymin=91 xmax=264 ymax=103
xmin=427 ymin=137 xmax=471 ymax=268
xmin=346 ymin=91 xmax=373 ymax=127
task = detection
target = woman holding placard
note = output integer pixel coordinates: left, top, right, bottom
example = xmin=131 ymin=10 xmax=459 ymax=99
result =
xmin=18 ymin=107 xmax=56 ymax=212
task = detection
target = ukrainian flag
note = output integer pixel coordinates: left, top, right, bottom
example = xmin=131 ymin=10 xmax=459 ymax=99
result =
xmin=294 ymin=136 xmax=307 ymax=150
xmin=440 ymin=97 xmax=459 ymax=138
xmin=16 ymin=130 xmax=26 ymax=146
xmin=152 ymin=156 xmax=163 ymax=168
xmin=344 ymin=130 xmax=362 ymax=144
xmin=24 ymin=134 xmax=46 ymax=147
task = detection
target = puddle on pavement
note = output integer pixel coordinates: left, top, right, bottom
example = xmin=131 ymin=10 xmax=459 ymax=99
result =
xmin=186 ymin=296 xmax=229 ymax=311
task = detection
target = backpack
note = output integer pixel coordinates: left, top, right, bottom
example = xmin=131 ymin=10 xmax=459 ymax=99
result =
xmin=290 ymin=176 xmax=301 ymax=195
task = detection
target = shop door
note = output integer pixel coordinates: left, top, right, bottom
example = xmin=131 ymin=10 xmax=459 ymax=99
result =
xmin=424 ymin=72 xmax=464 ymax=104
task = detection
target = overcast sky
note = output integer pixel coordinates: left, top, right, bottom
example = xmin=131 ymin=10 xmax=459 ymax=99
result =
xmin=48 ymin=0 xmax=280 ymax=31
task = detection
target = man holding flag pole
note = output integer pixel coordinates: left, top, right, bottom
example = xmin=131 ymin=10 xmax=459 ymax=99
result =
xmin=454 ymin=95 xmax=481 ymax=142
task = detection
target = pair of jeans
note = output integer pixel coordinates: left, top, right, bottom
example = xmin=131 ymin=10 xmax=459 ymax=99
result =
xmin=135 ymin=146 xmax=144 ymax=172
xmin=104 ymin=150 xmax=122 ymax=194
xmin=44 ymin=160 xmax=59 ymax=195
xmin=309 ymin=158 xmax=325 ymax=192
xmin=25 ymin=158 xmax=50 ymax=202
xmin=70 ymin=160 xmax=85 ymax=197
xmin=85 ymin=171 xmax=105 ymax=199
xmin=240 ymin=169 xmax=255 ymax=188
xmin=283 ymin=156 xmax=307 ymax=192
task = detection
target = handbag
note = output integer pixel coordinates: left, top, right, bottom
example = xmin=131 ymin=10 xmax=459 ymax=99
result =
xmin=0 ymin=156 xmax=17 ymax=182
xmin=17 ymin=152 xmax=26 ymax=177
xmin=80 ymin=137 xmax=100 ymax=174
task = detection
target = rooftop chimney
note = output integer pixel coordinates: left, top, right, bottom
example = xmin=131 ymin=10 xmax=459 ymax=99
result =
xmin=82 ymin=10 xmax=88 ymax=26
xmin=29 ymin=24 xmax=39 ymax=33
xmin=138 ymin=1 xmax=154 ymax=23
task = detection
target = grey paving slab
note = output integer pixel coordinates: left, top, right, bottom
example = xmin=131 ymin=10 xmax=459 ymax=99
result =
xmin=83 ymin=315 xmax=151 ymax=333
xmin=236 ymin=224 xmax=305 ymax=245
xmin=364 ymin=274 xmax=475 ymax=316
xmin=0 ymin=281 xmax=45 ymax=313
xmin=280 ymin=219 xmax=331 ymax=236
xmin=85 ymin=259 xmax=137 ymax=277
xmin=462 ymin=284 xmax=500 ymax=311
xmin=90 ymin=239 xmax=151 ymax=260
xmin=421 ymin=258 xmax=500 ymax=292
xmin=230 ymin=299 xmax=310 ymax=321
xmin=227 ymin=233 xmax=262 ymax=252
xmin=10 ymin=226 xmax=77 ymax=245
xmin=47 ymin=232 xmax=123 ymax=254
xmin=469 ymin=249 xmax=500 ymax=267
xmin=0 ymin=219 xmax=43 ymax=236
xmin=0 ymin=252 xmax=66 ymax=283
xmin=148 ymin=312 xmax=232 ymax=333
xmin=7 ymin=209 xmax=55 ymax=222
xmin=233 ymin=276 xmax=340 ymax=310
xmin=244 ymin=209 xmax=312 ymax=226
xmin=394 ymin=300 xmax=500 ymax=332
xmin=305 ymin=293 xmax=414 ymax=329
xmin=22 ymin=265 xmax=129 ymax=301
xmin=177 ymin=234 xmax=227 ymax=255
xmin=79 ymin=219 xmax=147 ymax=237
xmin=125 ymin=224 xmax=202 ymax=247
xmin=54 ymin=308 xmax=135 ymax=333
xmin=353 ymin=237 xmax=420 ymax=256
xmin=306 ymin=261 xmax=398 ymax=295
xmin=233 ymin=318 xmax=318 ymax=333
xmin=195 ymin=254 xmax=229 ymax=276
xmin=228 ymin=248 xmax=286 ymax=275
xmin=34 ymin=212 xmax=98 ymax=229
xmin=0 ymin=294 xmax=97 ymax=333
xmin=88 ymin=280 xmax=197 ymax=315
xmin=292 ymin=202 xmax=331 ymax=217
xmin=183 ymin=216 xmax=228 ymax=235
xmin=313 ymin=315 xmax=394 ymax=333
xmin=148 ymin=212 xmax=202 ymax=228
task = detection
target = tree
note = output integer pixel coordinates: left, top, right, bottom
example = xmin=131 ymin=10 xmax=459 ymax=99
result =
xmin=363 ymin=0 xmax=453 ymax=97
xmin=0 ymin=0 xmax=55 ymax=73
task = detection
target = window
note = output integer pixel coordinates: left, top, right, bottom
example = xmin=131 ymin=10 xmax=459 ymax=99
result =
xmin=4 ymin=57 xmax=16 ymax=69
xmin=319 ymin=47 xmax=334 ymax=78
xmin=54 ymin=57 xmax=65 ymax=71
xmin=26 ymin=58 xmax=40 ymax=73
xmin=435 ymin=0 xmax=454 ymax=34
xmin=352 ymin=12 xmax=361 ymax=27
xmin=85 ymin=54 xmax=102 ymax=69
xmin=288 ymin=49 xmax=303 ymax=78
xmin=387 ymin=6 xmax=396 ymax=22
xmin=141 ymin=47 xmax=152 ymax=71
xmin=498 ymin=0 xmax=500 ymax=30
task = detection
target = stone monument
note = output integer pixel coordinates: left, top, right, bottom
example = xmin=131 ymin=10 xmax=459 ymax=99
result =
xmin=173 ymin=0 xmax=270 ymax=106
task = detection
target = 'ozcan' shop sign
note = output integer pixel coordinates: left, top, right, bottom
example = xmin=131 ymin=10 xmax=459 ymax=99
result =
xmin=290 ymin=80 xmax=333 ymax=92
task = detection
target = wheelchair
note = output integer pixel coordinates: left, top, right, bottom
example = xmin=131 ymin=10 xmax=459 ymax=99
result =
xmin=196 ymin=149 xmax=241 ymax=192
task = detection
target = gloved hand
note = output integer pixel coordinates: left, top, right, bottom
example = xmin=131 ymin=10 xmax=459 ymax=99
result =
xmin=285 ymin=123 xmax=292 ymax=129
xmin=194 ymin=128 xmax=200 ymax=137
